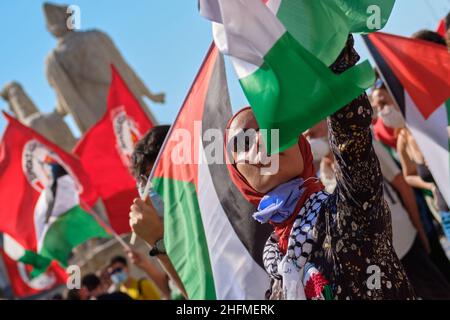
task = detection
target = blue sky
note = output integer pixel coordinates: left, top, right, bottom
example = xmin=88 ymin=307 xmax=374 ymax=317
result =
xmin=0 ymin=0 xmax=449 ymax=138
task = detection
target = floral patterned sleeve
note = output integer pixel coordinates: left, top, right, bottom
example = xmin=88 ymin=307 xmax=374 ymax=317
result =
xmin=327 ymin=35 xmax=384 ymax=234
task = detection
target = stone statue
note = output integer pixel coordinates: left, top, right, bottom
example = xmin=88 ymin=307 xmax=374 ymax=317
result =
xmin=43 ymin=3 xmax=164 ymax=133
xmin=1 ymin=82 xmax=77 ymax=151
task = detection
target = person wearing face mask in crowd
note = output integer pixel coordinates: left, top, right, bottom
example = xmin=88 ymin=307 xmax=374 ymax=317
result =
xmin=223 ymin=36 xmax=415 ymax=300
xmin=370 ymin=78 xmax=404 ymax=151
xmin=80 ymin=273 xmax=132 ymax=300
xmin=374 ymin=140 xmax=450 ymax=299
xmin=396 ymin=126 xmax=450 ymax=283
xmin=306 ymin=115 xmax=450 ymax=299
xmin=402 ymin=30 xmax=450 ymax=243
xmin=370 ymin=51 xmax=450 ymax=285
xmin=108 ymin=255 xmax=162 ymax=300
xmin=377 ymin=102 xmax=405 ymax=131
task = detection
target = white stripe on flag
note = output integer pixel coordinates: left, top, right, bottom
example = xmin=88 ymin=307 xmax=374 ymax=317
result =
xmin=202 ymin=0 xmax=285 ymax=68
xmin=197 ymin=140 xmax=270 ymax=299
xmin=266 ymin=0 xmax=282 ymax=13
xmin=199 ymin=0 xmax=223 ymax=23
xmin=208 ymin=0 xmax=284 ymax=80
xmin=405 ymin=92 xmax=450 ymax=207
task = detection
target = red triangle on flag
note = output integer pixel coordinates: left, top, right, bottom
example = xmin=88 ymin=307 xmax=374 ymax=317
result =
xmin=153 ymin=45 xmax=218 ymax=188
xmin=368 ymin=32 xmax=450 ymax=120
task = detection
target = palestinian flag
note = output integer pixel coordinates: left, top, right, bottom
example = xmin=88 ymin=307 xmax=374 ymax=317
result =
xmin=0 ymin=112 xmax=110 ymax=268
xmin=200 ymin=0 xmax=376 ymax=153
xmin=152 ymin=45 xmax=272 ymax=299
xmin=1 ymin=234 xmax=67 ymax=298
xmin=265 ymin=0 xmax=395 ymax=66
xmin=364 ymin=32 xmax=450 ymax=207
xmin=74 ymin=65 xmax=154 ymax=234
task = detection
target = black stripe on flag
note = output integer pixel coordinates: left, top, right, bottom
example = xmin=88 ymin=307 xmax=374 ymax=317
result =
xmin=362 ymin=35 xmax=406 ymax=115
xmin=201 ymin=52 xmax=273 ymax=268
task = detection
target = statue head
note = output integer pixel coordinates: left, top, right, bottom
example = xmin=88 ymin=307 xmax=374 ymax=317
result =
xmin=1 ymin=82 xmax=39 ymax=120
xmin=43 ymin=2 xmax=72 ymax=38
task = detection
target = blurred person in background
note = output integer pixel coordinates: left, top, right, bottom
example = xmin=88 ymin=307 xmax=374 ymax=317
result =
xmin=99 ymin=266 xmax=114 ymax=294
xmin=374 ymin=140 xmax=450 ymax=299
xmin=65 ymin=288 xmax=81 ymax=300
xmin=126 ymin=249 xmax=171 ymax=299
xmin=80 ymin=273 xmax=131 ymax=300
xmin=371 ymin=79 xmax=401 ymax=151
xmin=108 ymin=255 xmax=161 ymax=300
xmin=369 ymin=41 xmax=450 ymax=286
xmin=308 ymin=116 xmax=450 ymax=298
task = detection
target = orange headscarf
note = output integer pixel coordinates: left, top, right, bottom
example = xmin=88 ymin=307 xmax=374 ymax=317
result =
xmin=224 ymin=107 xmax=324 ymax=254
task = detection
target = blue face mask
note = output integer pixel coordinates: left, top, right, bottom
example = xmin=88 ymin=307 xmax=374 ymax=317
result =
xmin=149 ymin=189 xmax=164 ymax=217
xmin=137 ymin=179 xmax=164 ymax=217
xmin=111 ymin=270 xmax=128 ymax=284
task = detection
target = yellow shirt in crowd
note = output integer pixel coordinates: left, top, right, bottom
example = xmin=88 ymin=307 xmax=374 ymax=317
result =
xmin=120 ymin=277 xmax=161 ymax=300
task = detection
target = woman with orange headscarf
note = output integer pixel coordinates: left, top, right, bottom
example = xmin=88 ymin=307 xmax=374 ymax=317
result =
xmin=224 ymin=36 xmax=415 ymax=300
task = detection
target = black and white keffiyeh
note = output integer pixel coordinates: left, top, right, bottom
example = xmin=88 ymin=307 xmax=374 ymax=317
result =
xmin=263 ymin=191 xmax=329 ymax=299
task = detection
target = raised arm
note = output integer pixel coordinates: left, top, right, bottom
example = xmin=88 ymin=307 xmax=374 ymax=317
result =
xmin=328 ymin=35 xmax=383 ymax=231
xmin=126 ymin=249 xmax=171 ymax=299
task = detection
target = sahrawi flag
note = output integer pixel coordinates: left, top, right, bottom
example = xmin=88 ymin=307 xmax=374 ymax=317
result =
xmin=364 ymin=32 xmax=450 ymax=207
xmin=0 ymin=112 xmax=110 ymax=269
xmin=1 ymin=234 xmax=67 ymax=298
xmin=199 ymin=0 xmax=393 ymax=153
xmin=152 ymin=45 xmax=272 ymax=299
xmin=74 ymin=65 xmax=154 ymax=234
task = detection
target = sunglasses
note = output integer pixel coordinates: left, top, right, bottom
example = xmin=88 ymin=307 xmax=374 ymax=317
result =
xmin=227 ymin=128 xmax=260 ymax=154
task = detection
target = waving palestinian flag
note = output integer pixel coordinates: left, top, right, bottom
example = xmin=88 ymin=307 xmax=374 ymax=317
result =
xmin=200 ymin=0 xmax=376 ymax=153
xmin=152 ymin=45 xmax=272 ymax=299
xmin=0 ymin=113 xmax=110 ymax=269
xmin=364 ymin=32 xmax=450 ymax=207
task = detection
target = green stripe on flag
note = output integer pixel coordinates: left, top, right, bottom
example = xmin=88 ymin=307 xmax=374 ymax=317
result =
xmin=153 ymin=177 xmax=216 ymax=300
xmin=239 ymin=32 xmax=375 ymax=154
xmin=337 ymin=0 xmax=395 ymax=33
xmin=40 ymin=206 xmax=110 ymax=267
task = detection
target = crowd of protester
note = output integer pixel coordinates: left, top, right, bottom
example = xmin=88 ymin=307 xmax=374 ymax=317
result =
xmin=61 ymin=18 xmax=450 ymax=300
xmin=303 ymin=27 xmax=450 ymax=299
xmin=129 ymin=26 xmax=450 ymax=299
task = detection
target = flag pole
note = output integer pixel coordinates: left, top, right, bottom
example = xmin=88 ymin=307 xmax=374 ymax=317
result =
xmin=130 ymin=42 xmax=216 ymax=245
xmin=79 ymin=199 xmax=130 ymax=251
